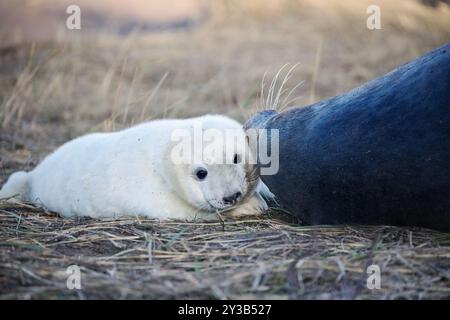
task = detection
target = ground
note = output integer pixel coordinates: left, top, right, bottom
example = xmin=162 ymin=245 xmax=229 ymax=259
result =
xmin=0 ymin=0 xmax=450 ymax=299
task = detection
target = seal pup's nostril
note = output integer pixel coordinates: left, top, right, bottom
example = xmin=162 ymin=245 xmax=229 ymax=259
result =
xmin=223 ymin=192 xmax=242 ymax=205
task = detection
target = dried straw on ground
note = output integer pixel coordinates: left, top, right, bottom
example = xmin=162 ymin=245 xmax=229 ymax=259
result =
xmin=1 ymin=201 xmax=449 ymax=299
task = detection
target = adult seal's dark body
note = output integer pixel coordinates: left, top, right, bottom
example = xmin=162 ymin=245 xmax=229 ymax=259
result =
xmin=245 ymin=42 xmax=450 ymax=231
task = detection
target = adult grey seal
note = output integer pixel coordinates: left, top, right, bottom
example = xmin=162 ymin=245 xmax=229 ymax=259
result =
xmin=245 ymin=42 xmax=450 ymax=231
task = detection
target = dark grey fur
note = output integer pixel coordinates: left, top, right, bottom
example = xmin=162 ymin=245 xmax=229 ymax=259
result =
xmin=245 ymin=43 xmax=450 ymax=231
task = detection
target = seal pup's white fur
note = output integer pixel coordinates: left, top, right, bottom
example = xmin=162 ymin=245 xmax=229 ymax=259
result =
xmin=0 ymin=115 xmax=272 ymax=220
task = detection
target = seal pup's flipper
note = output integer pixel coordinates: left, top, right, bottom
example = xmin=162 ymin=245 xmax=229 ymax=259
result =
xmin=0 ymin=171 xmax=29 ymax=201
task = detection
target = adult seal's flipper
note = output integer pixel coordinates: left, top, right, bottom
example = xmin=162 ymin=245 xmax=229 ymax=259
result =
xmin=245 ymin=42 xmax=450 ymax=231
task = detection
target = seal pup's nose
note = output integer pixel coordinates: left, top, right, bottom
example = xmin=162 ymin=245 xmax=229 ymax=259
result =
xmin=223 ymin=192 xmax=242 ymax=205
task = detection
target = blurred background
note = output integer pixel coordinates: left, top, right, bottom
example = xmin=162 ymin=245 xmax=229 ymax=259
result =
xmin=0 ymin=0 xmax=450 ymax=164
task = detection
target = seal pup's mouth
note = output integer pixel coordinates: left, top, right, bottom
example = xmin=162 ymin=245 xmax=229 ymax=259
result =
xmin=205 ymin=199 xmax=238 ymax=213
xmin=204 ymin=166 xmax=260 ymax=214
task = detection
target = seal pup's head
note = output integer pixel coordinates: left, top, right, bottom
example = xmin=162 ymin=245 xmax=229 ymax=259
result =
xmin=165 ymin=115 xmax=259 ymax=214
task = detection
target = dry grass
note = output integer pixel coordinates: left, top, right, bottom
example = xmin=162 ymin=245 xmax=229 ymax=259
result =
xmin=1 ymin=0 xmax=450 ymax=299
xmin=1 ymin=202 xmax=449 ymax=299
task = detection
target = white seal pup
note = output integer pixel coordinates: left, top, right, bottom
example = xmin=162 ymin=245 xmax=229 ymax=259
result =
xmin=0 ymin=115 xmax=273 ymax=220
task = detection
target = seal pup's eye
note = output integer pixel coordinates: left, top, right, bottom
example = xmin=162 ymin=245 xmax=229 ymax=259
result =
xmin=233 ymin=154 xmax=241 ymax=164
xmin=194 ymin=168 xmax=208 ymax=181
